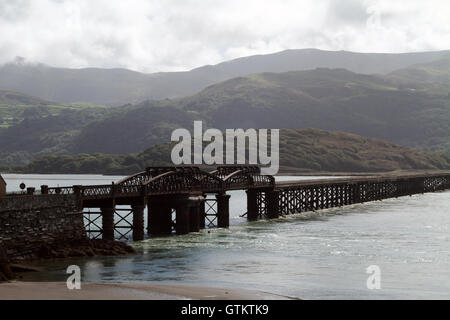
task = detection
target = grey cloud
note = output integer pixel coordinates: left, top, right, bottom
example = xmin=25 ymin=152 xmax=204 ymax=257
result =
xmin=326 ymin=0 xmax=369 ymax=26
xmin=0 ymin=0 xmax=30 ymax=20
xmin=0 ymin=0 xmax=449 ymax=72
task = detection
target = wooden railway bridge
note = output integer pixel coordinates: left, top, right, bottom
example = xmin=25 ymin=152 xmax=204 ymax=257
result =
xmin=39 ymin=166 xmax=450 ymax=241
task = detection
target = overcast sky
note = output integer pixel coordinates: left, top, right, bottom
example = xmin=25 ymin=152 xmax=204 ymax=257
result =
xmin=1 ymin=0 xmax=449 ymax=73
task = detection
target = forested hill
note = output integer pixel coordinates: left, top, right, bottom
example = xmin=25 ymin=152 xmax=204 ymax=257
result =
xmin=387 ymin=54 xmax=450 ymax=94
xmin=1 ymin=54 xmax=450 ymax=167
xmin=8 ymin=129 xmax=450 ymax=175
xmin=67 ymin=67 xmax=450 ymax=154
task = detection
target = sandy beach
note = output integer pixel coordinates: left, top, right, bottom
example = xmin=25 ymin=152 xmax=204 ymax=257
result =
xmin=0 ymin=281 xmax=294 ymax=300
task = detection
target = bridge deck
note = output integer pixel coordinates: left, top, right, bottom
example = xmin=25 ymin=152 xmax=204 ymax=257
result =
xmin=275 ymin=172 xmax=450 ymax=189
xmin=40 ymin=170 xmax=450 ymax=201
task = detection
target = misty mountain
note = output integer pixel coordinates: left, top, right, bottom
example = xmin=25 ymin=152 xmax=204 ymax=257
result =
xmin=1 ymin=49 xmax=449 ymax=105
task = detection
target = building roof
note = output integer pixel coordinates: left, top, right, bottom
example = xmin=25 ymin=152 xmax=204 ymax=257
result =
xmin=0 ymin=173 xmax=6 ymax=185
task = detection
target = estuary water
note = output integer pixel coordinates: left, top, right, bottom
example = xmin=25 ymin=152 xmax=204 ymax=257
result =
xmin=3 ymin=174 xmax=450 ymax=299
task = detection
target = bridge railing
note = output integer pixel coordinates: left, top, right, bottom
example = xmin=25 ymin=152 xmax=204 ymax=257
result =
xmin=143 ymin=171 xmax=204 ymax=194
xmin=47 ymin=186 xmax=76 ymax=195
xmin=275 ymin=173 xmax=450 ymax=189
xmin=79 ymin=184 xmax=114 ymax=197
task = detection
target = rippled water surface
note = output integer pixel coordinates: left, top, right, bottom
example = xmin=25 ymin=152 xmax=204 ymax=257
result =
xmin=4 ymin=174 xmax=450 ymax=299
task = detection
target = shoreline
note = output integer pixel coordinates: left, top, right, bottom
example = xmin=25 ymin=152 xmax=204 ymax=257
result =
xmin=0 ymin=239 xmax=138 ymax=281
xmin=0 ymin=281 xmax=296 ymax=300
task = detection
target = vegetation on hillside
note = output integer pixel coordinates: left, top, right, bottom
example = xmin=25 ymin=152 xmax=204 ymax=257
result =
xmin=0 ymin=89 xmax=54 ymax=106
xmin=0 ymin=90 xmax=112 ymax=163
xmin=387 ymin=54 xmax=450 ymax=95
xmin=4 ymin=129 xmax=449 ymax=175
xmin=66 ymin=67 xmax=450 ymax=154
xmin=1 ymin=54 xmax=450 ymax=167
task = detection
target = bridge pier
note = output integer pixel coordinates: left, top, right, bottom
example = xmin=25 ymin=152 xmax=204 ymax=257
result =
xmin=320 ymin=186 xmax=325 ymax=209
xmin=199 ymin=195 xmax=206 ymax=229
xmin=189 ymin=205 xmax=201 ymax=232
xmin=246 ymin=190 xmax=258 ymax=221
xmin=175 ymin=195 xmax=205 ymax=234
xmin=101 ymin=203 xmax=115 ymax=241
xmin=266 ymin=190 xmax=280 ymax=219
xmin=147 ymin=195 xmax=205 ymax=236
xmin=344 ymin=184 xmax=350 ymax=205
xmin=352 ymin=183 xmax=361 ymax=203
xmin=147 ymin=198 xmax=172 ymax=236
xmin=216 ymin=193 xmax=230 ymax=228
xmin=176 ymin=205 xmax=190 ymax=235
xmin=308 ymin=188 xmax=314 ymax=211
xmin=131 ymin=203 xmax=145 ymax=241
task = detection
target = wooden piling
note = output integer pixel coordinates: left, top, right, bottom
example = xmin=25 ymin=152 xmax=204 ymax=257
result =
xmin=189 ymin=205 xmax=201 ymax=232
xmin=216 ymin=193 xmax=230 ymax=228
xmin=101 ymin=205 xmax=115 ymax=241
xmin=199 ymin=196 xmax=206 ymax=229
xmin=131 ymin=204 xmax=145 ymax=241
xmin=246 ymin=190 xmax=258 ymax=221
xmin=175 ymin=205 xmax=190 ymax=235
xmin=147 ymin=200 xmax=172 ymax=235
xmin=267 ymin=190 xmax=280 ymax=219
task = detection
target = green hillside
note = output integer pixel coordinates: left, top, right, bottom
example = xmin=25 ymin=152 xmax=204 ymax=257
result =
xmin=66 ymin=68 xmax=450 ymax=154
xmin=387 ymin=55 xmax=450 ymax=94
xmin=278 ymin=129 xmax=450 ymax=172
xmin=0 ymin=89 xmax=54 ymax=106
xmin=0 ymin=89 xmax=52 ymax=128
xmin=8 ymin=129 xmax=450 ymax=175
xmin=0 ymin=92 xmax=113 ymax=163
xmin=1 ymin=58 xmax=450 ymax=164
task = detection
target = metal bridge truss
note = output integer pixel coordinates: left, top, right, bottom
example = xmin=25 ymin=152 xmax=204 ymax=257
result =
xmin=83 ymin=209 xmax=103 ymax=240
xmin=83 ymin=207 xmax=134 ymax=240
xmin=204 ymin=198 xmax=218 ymax=228
xmin=46 ymin=166 xmax=275 ymax=200
xmin=114 ymin=208 xmax=134 ymax=241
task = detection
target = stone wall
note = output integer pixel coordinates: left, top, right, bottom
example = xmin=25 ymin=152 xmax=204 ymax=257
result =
xmin=0 ymin=194 xmax=86 ymax=261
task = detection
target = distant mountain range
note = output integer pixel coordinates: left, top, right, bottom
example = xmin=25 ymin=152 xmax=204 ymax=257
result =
xmin=1 ymin=48 xmax=449 ymax=105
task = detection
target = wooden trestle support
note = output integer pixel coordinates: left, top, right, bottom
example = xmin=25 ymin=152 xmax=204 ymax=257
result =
xmin=247 ymin=175 xmax=450 ymax=220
